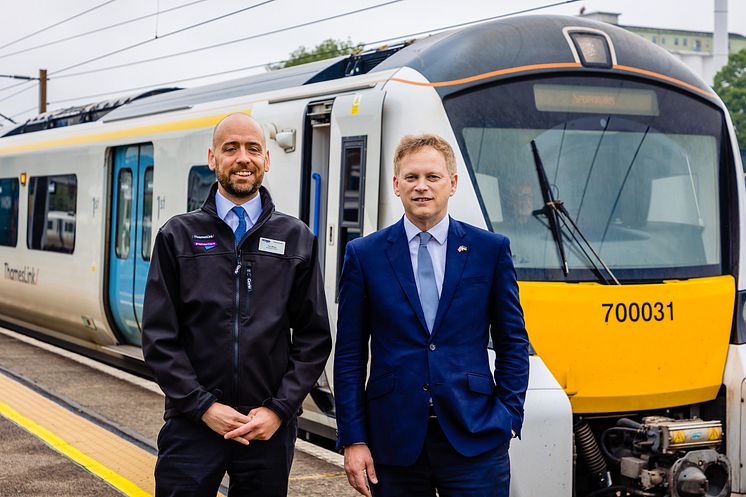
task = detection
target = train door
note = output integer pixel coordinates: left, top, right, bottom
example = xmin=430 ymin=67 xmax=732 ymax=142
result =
xmin=325 ymin=92 xmax=384 ymax=300
xmin=108 ymin=144 xmax=154 ymax=346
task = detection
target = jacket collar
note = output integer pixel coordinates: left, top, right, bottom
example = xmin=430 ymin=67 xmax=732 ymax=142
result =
xmin=202 ymin=183 xmax=276 ymax=246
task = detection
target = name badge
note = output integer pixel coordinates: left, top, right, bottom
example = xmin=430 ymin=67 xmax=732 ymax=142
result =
xmin=259 ymin=237 xmax=286 ymax=255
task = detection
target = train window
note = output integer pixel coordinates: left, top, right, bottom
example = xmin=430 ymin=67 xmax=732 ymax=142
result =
xmin=142 ymin=167 xmax=153 ymax=260
xmin=27 ymin=174 xmax=77 ymax=254
xmin=446 ymin=75 xmax=725 ymax=282
xmin=187 ymin=166 xmax=214 ymax=211
xmin=115 ymin=169 xmax=133 ymax=259
xmin=336 ymin=136 xmax=367 ymax=299
xmin=0 ymin=177 xmax=19 ymax=247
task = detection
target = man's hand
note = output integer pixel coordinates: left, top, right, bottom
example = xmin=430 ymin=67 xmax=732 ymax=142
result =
xmin=223 ymin=407 xmax=282 ymax=444
xmin=201 ymin=402 xmax=252 ymax=444
xmin=344 ymin=444 xmax=378 ymax=497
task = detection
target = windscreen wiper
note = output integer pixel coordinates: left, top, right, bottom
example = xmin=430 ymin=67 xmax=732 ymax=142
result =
xmin=530 ymin=140 xmax=620 ymax=285
xmin=531 ymin=140 xmax=569 ymax=276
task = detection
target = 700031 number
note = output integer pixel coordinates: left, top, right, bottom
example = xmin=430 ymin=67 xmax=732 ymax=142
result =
xmin=601 ymin=302 xmax=673 ymax=323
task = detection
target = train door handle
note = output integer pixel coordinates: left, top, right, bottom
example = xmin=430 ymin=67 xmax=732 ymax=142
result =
xmin=311 ymin=172 xmax=322 ymax=237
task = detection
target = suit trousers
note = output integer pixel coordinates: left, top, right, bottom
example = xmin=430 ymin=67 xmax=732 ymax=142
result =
xmin=370 ymin=417 xmax=510 ymax=497
xmin=154 ymin=415 xmax=297 ymax=497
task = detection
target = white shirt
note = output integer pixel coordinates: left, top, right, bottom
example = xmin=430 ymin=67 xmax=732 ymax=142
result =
xmin=403 ymin=214 xmax=449 ymax=298
xmin=215 ymin=190 xmax=263 ymax=232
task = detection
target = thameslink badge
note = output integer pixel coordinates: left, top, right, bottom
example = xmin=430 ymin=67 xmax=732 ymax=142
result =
xmin=259 ymin=237 xmax=286 ymax=255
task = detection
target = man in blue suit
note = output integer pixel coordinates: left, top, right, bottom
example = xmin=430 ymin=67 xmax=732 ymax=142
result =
xmin=334 ymin=134 xmax=529 ymax=497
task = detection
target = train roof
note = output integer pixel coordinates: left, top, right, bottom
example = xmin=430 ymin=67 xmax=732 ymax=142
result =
xmin=372 ymin=14 xmax=714 ymax=99
xmin=2 ymin=15 xmax=717 ymax=138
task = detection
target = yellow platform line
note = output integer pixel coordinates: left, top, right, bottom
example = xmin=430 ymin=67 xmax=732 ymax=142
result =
xmin=0 ymin=373 xmax=155 ymax=496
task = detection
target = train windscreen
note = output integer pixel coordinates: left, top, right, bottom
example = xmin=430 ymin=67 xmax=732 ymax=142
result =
xmin=445 ymin=76 xmax=727 ymax=282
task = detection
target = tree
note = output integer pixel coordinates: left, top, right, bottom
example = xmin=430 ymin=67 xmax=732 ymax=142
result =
xmin=713 ymin=49 xmax=746 ymax=150
xmin=270 ymin=38 xmax=363 ymax=70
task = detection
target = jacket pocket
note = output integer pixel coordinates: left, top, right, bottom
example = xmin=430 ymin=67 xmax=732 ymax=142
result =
xmin=366 ymin=373 xmax=396 ymax=401
xmin=467 ymin=372 xmax=496 ymax=395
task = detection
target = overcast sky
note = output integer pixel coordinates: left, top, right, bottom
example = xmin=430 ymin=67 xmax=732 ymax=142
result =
xmin=0 ymin=0 xmax=744 ymax=126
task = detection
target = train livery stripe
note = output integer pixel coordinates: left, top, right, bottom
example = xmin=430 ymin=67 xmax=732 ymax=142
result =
xmin=390 ymin=62 xmax=582 ymax=87
xmin=0 ymin=373 xmax=155 ymax=497
xmin=0 ymin=108 xmax=251 ymax=155
xmin=613 ymin=65 xmax=715 ymax=98
xmin=389 ymin=62 xmax=715 ymax=98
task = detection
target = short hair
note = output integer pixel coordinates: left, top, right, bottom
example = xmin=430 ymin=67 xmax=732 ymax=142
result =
xmin=393 ymin=134 xmax=457 ymax=177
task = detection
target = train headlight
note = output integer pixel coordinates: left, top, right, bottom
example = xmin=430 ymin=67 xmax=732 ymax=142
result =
xmin=20 ymin=172 xmax=26 ymax=186
xmin=569 ymin=33 xmax=612 ymax=68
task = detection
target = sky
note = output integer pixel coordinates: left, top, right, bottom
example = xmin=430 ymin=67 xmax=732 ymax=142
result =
xmin=0 ymin=0 xmax=745 ymax=127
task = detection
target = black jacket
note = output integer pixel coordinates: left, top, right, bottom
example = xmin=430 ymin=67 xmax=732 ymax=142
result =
xmin=142 ymin=184 xmax=332 ymax=423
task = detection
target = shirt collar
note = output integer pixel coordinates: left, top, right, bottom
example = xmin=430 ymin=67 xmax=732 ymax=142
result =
xmin=403 ymin=214 xmax=449 ymax=245
xmin=215 ymin=189 xmax=263 ymax=224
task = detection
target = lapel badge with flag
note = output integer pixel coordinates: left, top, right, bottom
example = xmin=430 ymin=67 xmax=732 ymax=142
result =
xmin=458 ymin=245 xmax=468 ymax=253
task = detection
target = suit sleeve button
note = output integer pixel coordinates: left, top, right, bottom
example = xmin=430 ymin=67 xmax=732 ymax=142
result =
xmin=422 ymin=384 xmax=430 ymax=391
xmin=429 ymin=344 xmax=436 ymax=351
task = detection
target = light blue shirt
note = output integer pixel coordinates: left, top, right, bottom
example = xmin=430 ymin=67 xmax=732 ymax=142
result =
xmin=215 ymin=190 xmax=263 ymax=232
xmin=403 ymin=214 xmax=449 ymax=298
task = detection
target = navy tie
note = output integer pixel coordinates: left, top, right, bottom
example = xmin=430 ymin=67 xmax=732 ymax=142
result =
xmin=232 ymin=206 xmax=247 ymax=246
xmin=417 ymin=232 xmax=439 ymax=333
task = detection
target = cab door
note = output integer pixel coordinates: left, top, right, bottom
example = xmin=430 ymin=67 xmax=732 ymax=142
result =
xmin=108 ymin=144 xmax=154 ymax=345
xmin=324 ymin=90 xmax=384 ymax=387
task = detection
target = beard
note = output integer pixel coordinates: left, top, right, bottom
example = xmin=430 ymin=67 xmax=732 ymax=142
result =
xmin=216 ymin=165 xmax=262 ymax=199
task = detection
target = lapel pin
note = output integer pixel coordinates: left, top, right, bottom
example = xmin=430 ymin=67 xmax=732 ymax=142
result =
xmin=458 ymin=245 xmax=468 ymax=253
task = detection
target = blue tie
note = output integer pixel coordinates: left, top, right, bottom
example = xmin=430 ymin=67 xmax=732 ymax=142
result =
xmin=417 ymin=232 xmax=439 ymax=333
xmin=232 ymin=206 xmax=247 ymax=246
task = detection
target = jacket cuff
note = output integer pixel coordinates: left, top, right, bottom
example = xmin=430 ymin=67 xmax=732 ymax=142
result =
xmin=263 ymin=398 xmax=293 ymax=423
xmin=336 ymin=425 xmax=368 ymax=451
xmin=193 ymin=392 xmax=218 ymax=423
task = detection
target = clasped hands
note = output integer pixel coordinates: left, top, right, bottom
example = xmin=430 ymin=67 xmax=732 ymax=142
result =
xmin=201 ymin=402 xmax=282 ymax=445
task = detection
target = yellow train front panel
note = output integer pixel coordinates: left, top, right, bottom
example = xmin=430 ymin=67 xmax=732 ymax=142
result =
xmin=520 ymin=276 xmax=734 ymax=413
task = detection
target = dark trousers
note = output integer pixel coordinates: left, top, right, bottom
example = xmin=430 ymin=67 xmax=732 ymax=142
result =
xmin=154 ymin=416 xmax=297 ymax=497
xmin=371 ymin=418 xmax=510 ymax=497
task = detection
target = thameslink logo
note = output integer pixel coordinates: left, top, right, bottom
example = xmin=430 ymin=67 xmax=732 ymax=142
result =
xmin=4 ymin=263 xmax=40 ymax=285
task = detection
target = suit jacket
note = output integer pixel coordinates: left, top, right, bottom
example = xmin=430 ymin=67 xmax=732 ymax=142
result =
xmin=334 ymin=216 xmax=530 ymax=466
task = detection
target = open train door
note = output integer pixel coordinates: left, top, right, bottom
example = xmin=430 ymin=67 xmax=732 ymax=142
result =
xmin=324 ymin=89 xmax=385 ymax=390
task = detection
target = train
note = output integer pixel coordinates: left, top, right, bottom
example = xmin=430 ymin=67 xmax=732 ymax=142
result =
xmin=0 ymin=14 xmax=743 ymax=497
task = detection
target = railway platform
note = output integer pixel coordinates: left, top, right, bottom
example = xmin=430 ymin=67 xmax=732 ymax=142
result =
xmin=0 ymin=328 xmax=356 ymax=497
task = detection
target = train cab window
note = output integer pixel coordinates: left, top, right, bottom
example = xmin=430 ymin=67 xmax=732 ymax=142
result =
xmin=142 ymin=167 xmax=153 ymax=260
xmin=115 ymin=169 xmax=133 ymax=259
xmin=446 ymin=75 xmax=726 ymax=282
xmin=187 ymin=166 xmax=214 ymax=211
xmin=27 ymin=174 xmax=77 ymax=254
xmin=0 ymin=178 xmax=19 ymax=247
xmin=336 ymin=136 xmax=367 ymax=297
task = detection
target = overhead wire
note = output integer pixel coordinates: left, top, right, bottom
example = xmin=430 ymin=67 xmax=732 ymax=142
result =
xmin=49 ymin=63 xmax=270 ymax=104
xmin=0 ymin=0 xmax=118 ymax=51
xmin=0 ymin=83 xmax=37 ymax=105
xmin=11 ymin=105 xmax=38 ymax=119
xmin=50 ymin=0 xmax=577 ymax=80
xmin=8 ymin=0 xmax=581 ymax=118
xmin=0 ymin=79 xmax=33 ymax=95
xmin=0 ymin=0 xmax=210 ymax=61
xmin=50 ymin=0 xmax=405 ymax=78
xmin=50 ymin=0 xmax=278 ymax=75
xmin=359 ymin=0 xmax=581 ymax=47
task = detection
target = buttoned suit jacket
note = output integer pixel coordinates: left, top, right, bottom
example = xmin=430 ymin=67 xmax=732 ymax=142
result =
xmin=334 ymin=216 xmax=530 ymax=466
